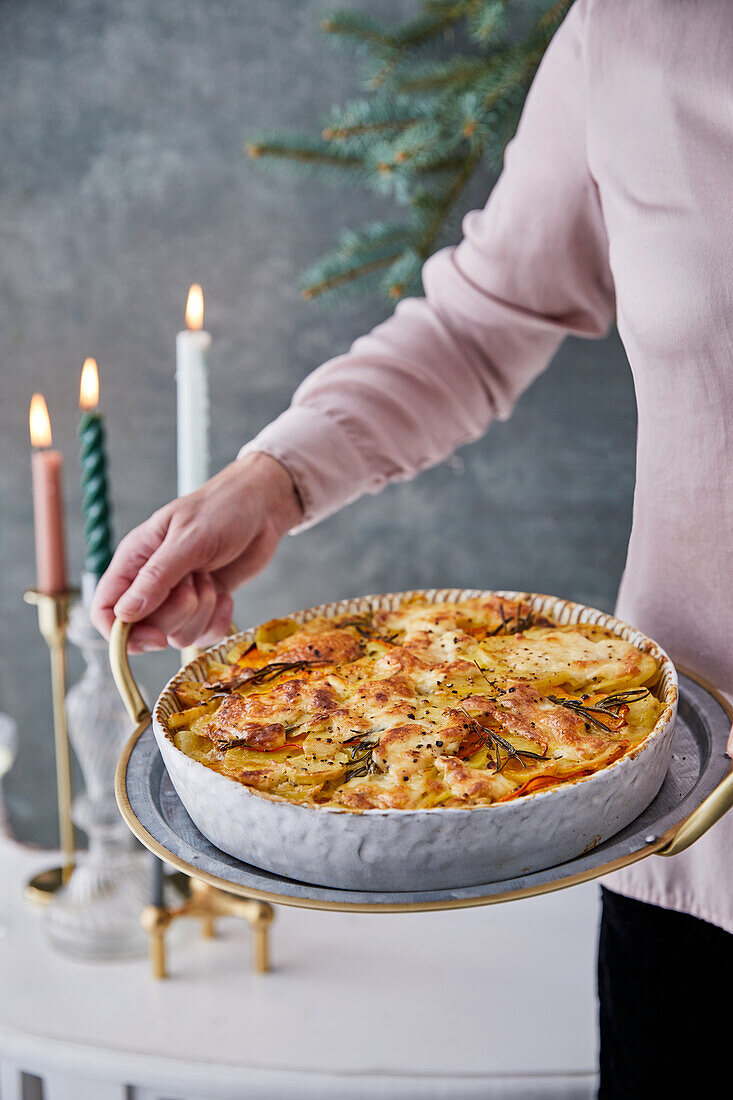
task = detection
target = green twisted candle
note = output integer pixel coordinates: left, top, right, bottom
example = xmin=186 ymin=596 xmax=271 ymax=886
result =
xmin=78 ymin=409 xmax=114 ymax=578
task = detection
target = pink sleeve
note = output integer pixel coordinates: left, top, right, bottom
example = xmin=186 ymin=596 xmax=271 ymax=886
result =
xmin=239 ymin=0 xmax=614 ymax=531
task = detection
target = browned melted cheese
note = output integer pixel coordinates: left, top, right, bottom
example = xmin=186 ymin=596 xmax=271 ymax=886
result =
xmin=168 ymin=596 xmax=664 ymax=810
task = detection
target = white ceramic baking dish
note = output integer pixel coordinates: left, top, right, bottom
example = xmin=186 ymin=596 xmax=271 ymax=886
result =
xmin=143 ymin=589 xmax=678 ymax=892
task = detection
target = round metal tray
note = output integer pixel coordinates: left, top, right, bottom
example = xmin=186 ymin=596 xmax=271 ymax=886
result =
xmin=116 ymin=671 xmax=732 ymax=912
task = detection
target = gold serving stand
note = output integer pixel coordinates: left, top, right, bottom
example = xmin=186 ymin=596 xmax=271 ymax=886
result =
xmin=142 ymin=873 xmax=273 ymax=981
xmin=110 ymin=619 xmax=733 ymax=980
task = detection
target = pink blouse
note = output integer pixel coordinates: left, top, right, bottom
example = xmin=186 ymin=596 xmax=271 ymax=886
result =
xmin=241 ymin=0 xmax=733 ymax=930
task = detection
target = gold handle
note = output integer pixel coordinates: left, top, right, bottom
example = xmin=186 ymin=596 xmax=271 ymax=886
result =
xmin=109 ymin=619 xmax=151 ymax=726
xmin=654 ymin=668 xmax=733 ymax=858
xmin=657 ymin=762 xmax=733 ymax=857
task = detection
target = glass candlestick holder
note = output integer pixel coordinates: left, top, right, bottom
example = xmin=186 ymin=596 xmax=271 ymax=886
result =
xmin=44 ymin=575 xmax=149 ymax=961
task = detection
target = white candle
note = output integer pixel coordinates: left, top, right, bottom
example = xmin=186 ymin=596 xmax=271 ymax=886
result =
xmin=176 ymin=283 xmax=211 ymax=496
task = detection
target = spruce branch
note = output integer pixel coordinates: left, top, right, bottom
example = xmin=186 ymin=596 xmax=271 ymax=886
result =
xmin=321 ymin=97 xmax=427 ymax=148
xmin=360 ymin=1 xmax=483 ymax=87
xmin=414 ymin=150 xmax=482 ymax=257
xmin=468 ymin=0 xmax=509 ymax=43
xmin=381 ymin=248 xmax=425 ymax=300
xmin=538 ymin=0 xmax=574 ymax=34
xmin=246 ymin=1 xmax=572 ymax=306
xmin=385 ymin=1 xmax=480 ymax=50
xmin=396 ymin=54 xmax=494 ymax=94
xmin=245 ymin=134 xmax=366 ymax=184
xmin=318 ymin=10 xmax=391 ymax=49
xmin=298 ymin=221 xmax=418 ymax=303
xmin=301 ymin=252 xmax=403 ymax=302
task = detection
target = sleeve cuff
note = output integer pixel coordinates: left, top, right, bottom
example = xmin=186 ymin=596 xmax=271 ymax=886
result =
xmin=238 ymin=405 xmax=379 ymax=533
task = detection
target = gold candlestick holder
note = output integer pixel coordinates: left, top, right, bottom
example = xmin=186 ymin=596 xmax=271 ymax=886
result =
xmin=23 ymin=587 xmax=79 ymax=903
xmin=110 ymin=618 xmax=276 ymax=980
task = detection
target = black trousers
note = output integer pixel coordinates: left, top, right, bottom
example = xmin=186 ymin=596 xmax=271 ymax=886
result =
xmin=598 ymin=887 xmax=733 ymax=1099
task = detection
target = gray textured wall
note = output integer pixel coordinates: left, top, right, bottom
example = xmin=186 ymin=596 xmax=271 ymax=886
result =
xmin=0 ymin=0 xmax=636 ymax=847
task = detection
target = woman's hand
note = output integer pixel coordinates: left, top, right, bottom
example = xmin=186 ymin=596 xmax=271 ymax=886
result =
xmin=90 ymin=453 xmax=303 ymax=653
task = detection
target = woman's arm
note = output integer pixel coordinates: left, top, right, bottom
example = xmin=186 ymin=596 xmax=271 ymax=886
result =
xmin=92 ymin=0 xmax=613 ymax=649
xmin=240 ymin=0 xmax=614 ymax=529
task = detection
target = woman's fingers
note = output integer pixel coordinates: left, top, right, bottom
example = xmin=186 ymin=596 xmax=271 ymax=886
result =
xmin=167 ymin=574 xmax=218 ymax=649
xmin=125 ymin=585 xmax=233 ymax=655
xmin=119 ymin=574 xmax=199 ymax=653
xmin=126 ymin=623 xmax=170 ymax=655
xmin=140 ymin=574 xmax=202 ymax=639
xmin=113 ymin=528 xmax=203 ymax=623
xmin=194 ymin=591 xmax=235 ymax=649
xmin=122 ymin=576 xmax=230 ymax=653
xmin=90 ymin=509 xmax=171 ymax=637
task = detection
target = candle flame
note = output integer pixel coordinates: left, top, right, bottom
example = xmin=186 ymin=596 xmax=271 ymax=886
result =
xmin=79 ymin=358 xmax=100 ymax=411
xmin=185 ymin=283 xmax=204 ymax=330
xmin=29 ymin=393 xmax=52 ymax=448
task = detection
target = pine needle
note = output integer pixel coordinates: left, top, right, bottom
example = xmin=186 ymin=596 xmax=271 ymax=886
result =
xmin=246 ymin=0 xmax=574 ymax=305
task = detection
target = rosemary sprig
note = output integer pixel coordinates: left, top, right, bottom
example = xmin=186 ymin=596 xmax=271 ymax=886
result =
xmin=204 ymin=659 xmax=325 ymax=693
xmin=338 ymin=616 xmax=399 ymax=645
xmin=343 ymin=729 xmax=381 ymax=782
xmin=599 ymin=688 xmax=652 ymax=710
xmin=214 ymin=735 xmax=250 ymax=752
xmin=487 ymin=603 xmax=534 ymax=637
xmin=547 ymin=697 xmax=616 ymax=733
xmin=458 ymin=707 xmax=547 ymax=774
xmin=473 ymin=660 xmax=497 ymax=693
xmin=547 ymin=688 xmax=651 ymax=733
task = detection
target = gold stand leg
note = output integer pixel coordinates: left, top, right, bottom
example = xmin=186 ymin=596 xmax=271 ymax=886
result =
xmin=141 ymin=876 xmax=275 ymax=979
xmin=200 ymin=915 xmax=216 ymax=939
xmin=141 ymin=904 xmax=172 ymax=980
xmin=252 ymin=917 xmax=270 ymax=974
xmin=23 ymin=588 xmax=79 ymax=896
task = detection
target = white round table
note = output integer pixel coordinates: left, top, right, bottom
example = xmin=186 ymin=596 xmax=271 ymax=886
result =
xmin=0 ymin=838 xmax=599 ymax=1099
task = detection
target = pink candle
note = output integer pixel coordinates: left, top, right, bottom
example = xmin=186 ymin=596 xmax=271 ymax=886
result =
xmin=29 ymin=394 xmax=68 ymax=594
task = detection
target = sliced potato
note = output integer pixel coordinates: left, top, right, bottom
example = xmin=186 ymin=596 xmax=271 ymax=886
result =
xmin=200 ymin=660 xmax=242 ymax=686
xmin=174 ymin=680 xmax=213 ymax=707
xmin=172 ymin=728 xmax=213 ymax=758
xmin=225 ymin=640 xmax=255 ymax=663
xmin=167 ymin=702 xmax=216 ymax=730
xmin=283 ymin=753 xmax=348 ymax=786
xmin=254 ymin=617 xmax=300 ymax=653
